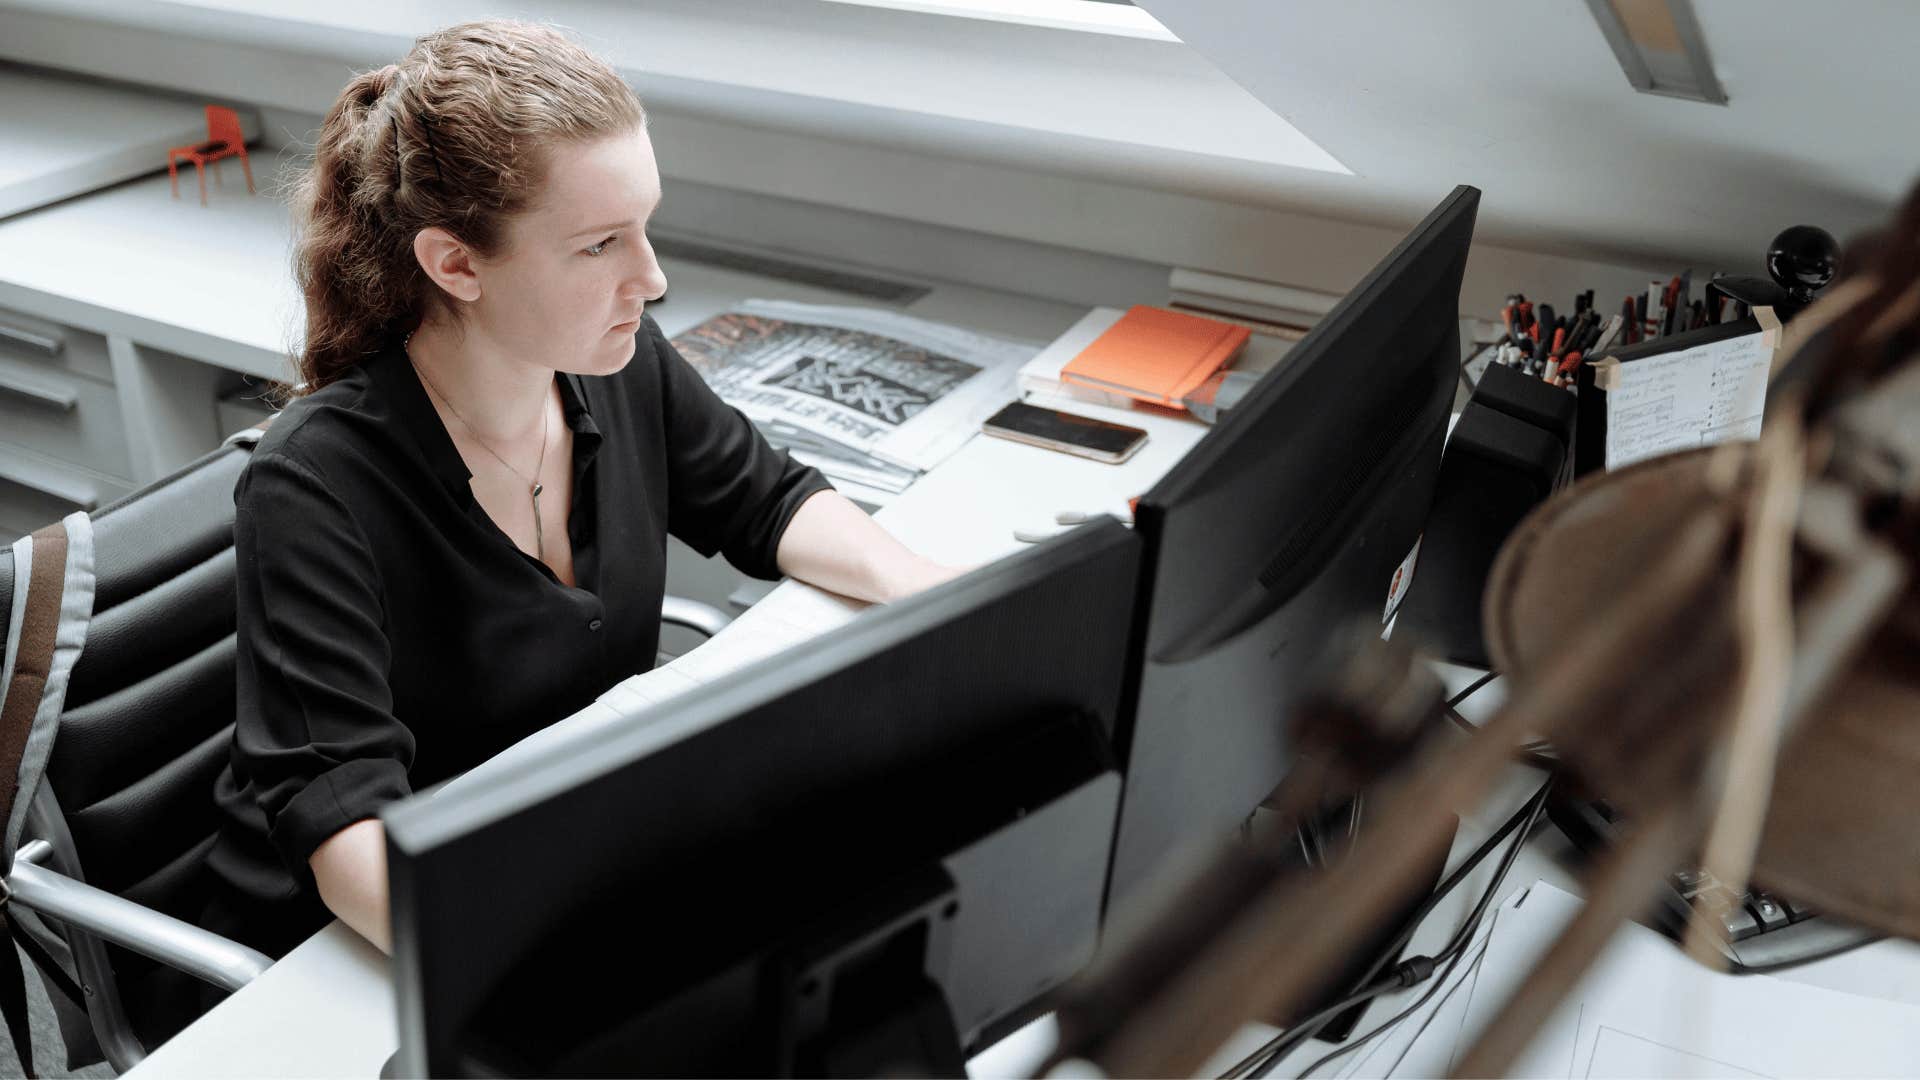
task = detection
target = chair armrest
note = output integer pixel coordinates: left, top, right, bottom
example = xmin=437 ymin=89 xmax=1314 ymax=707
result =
xmin=660 ymin=594 xmax=733 ymax=641
xmin=6 ymin=840 xmax=270 ymax=993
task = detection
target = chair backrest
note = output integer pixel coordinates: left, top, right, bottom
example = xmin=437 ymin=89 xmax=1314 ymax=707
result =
xmin=3 ymin=439 xmax=253 ymax=917
xmin=204 ymin=105 xmax=244 ymax=152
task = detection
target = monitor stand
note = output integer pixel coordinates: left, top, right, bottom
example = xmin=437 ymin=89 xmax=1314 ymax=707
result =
xmin=774 ymin=865 xmax=968 ymax=1077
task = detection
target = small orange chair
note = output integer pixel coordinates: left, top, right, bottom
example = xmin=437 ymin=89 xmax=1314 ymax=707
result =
xmin=167 ymin=105 xmax=254 ymax=207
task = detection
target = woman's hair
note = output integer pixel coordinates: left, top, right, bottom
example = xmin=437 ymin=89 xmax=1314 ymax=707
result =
xmin=291 ymin=20 xmax=646 ymax=392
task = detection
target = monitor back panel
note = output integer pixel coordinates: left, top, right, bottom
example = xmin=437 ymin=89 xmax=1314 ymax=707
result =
xmin=1106 ymin=187 xmax=1479 ymax=912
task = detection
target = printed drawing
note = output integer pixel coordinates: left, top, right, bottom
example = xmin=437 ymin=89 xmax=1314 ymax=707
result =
xmin=764 ymin=352 xmax=981 ymax=426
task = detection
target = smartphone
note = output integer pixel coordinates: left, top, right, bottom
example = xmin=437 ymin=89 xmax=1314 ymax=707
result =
xmin=981 ymin=401 xmax=1149 ymax=464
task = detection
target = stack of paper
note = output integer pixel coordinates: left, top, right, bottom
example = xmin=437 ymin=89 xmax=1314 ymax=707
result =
xmin=672 ymin=300 xmax=1043 ymax=495
xmin=1322 ymin=881 xmax=1920 ymax=1079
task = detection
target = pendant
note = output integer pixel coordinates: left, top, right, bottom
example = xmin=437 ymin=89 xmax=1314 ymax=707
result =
xmin=531 ymin=482 xmax=545 ymax=563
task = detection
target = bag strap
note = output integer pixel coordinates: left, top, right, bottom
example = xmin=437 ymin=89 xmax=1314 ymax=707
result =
xmin=0 ymin=523 xmax=73 ymax=1080
xmin=0 ymin=525 xmax=68 ymax=861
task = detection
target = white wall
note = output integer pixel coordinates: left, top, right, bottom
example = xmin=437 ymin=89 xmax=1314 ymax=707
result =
xmin=2 ymin=1 xmax=1684 ymax=322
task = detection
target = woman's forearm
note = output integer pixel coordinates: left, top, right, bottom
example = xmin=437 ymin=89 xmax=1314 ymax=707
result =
xmin=775 ymin=490 xmax=965 ymax=604
xmin=309 ymin=818 xmax=393 ymax=954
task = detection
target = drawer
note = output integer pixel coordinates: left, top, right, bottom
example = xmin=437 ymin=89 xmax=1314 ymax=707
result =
xmin=0 ymin=356 xmax=133 ymax=481
xmin=0 ymin=303 xmax=114 ymax=385
xmin=0 ymin=475 xmax=88 ymax=542
xmin=0 ymin=443 xmax=132 ymax=524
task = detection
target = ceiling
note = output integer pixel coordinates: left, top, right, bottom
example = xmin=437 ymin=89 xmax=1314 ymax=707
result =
xmin=1134 ymin=0 xmax=1914 ymax=274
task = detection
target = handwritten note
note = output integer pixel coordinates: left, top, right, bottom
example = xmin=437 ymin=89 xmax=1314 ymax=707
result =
xmin=1602 ymin=331 xmax=1771 ymax=470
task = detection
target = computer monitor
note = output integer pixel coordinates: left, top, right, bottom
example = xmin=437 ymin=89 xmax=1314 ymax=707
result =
xmin=1104 ymin=185 xmax=1481 ymax=912
xmin=383 ymin=519 xmax=1142 ymax=1077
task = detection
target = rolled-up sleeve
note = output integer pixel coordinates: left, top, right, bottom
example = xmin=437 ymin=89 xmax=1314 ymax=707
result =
xmin=232 ymin=453 xmax=413 ymax=886
xmin=650 ymin=316 xmax=834 ymax=580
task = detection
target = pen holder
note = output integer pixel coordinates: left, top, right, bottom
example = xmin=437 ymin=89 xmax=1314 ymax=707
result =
xmin=1396 ymin=402 xmax=1565 ymax=667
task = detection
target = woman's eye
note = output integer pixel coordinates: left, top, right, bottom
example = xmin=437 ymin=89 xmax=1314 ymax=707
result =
xmin=585 ymin=235 xmax=619 ymax=257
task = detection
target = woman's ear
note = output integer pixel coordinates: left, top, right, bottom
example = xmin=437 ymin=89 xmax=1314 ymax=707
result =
xmin=413 ymin=227 xmax=482 ymax=304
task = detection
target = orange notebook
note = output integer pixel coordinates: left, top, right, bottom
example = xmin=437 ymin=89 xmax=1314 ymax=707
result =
xmin=1058 ymin=305 xmax=1251 ymax=409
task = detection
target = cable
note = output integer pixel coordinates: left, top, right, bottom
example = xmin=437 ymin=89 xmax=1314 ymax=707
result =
xmin=1436 ymin=781 xmax=1551 ymax=963
xmin=1219 ymin=780 xmax=1554 ymax=1079
xmin=1443 ymin=673 xmax=1562 ymax=772
xmin=1218 ymin=983 xmax=1391 ymax=1080
xmin=1285 ymin=918 xmax=1479 ymax=1080
xmin=1281 ymin=781 xmax=1554 ymax=1079
xmin=1276 ymin=784 xmax=1550 ymax=1080
xmin=1447 ymin=671 xmax=1499 ymax=709
xmin=1219 ymin=955 xmax=1439 ymax=1080
xmin=1230 ymin=785 xmax=1546 ymax=1075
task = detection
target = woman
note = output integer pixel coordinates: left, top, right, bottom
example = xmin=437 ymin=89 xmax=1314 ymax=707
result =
xmin=203 ymin=20 xmax=964 ymax=968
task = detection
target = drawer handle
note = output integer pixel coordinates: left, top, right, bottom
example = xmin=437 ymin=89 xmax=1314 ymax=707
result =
xmin=0 ymin=324 xmax=64 ymax=357
xmin=0 ymin=464 xmax=97 ymax=511
xmin=0 ymin=373 xmax=78 ymax=411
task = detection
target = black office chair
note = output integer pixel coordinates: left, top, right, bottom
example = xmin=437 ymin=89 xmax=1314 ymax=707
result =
xmin=0 ymin=428 xmax=734 ymax=1073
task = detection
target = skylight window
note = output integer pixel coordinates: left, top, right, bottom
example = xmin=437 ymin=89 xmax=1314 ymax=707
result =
xmin=821 ymin=0 xmax=1180 ymax=41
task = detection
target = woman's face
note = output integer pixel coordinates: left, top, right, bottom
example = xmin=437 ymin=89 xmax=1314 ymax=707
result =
xmin=470 ymin=126 xmax=670 ymax=377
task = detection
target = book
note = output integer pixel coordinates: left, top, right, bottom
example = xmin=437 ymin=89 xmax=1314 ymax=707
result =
xmin=1020 ymin=307 xmax=1297 ymax=414
xmin=1058 ymin=305 xmax=1250 ymax=409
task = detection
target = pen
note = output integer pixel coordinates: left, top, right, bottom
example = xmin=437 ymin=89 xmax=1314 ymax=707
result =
xmin=1569 ymin=311 xmax=1593 ymax=353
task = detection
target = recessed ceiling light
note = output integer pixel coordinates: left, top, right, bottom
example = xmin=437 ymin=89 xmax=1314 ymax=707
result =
xmin=821 ymin=0 xmax=1180 ymax=42
xmin=1585 ymin=0 xmax=1728 ymax=104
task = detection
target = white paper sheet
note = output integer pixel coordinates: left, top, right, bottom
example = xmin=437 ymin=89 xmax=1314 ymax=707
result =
xmin=1602 ymin=329 xmax=1772 ymax=470
xmin=1449 ymin=881 xmax=1920 ymax=1079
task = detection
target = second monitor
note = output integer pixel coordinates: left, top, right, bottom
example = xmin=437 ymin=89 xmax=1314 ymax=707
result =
xmin=1105 ymin=185 xmax=1482 ymax=912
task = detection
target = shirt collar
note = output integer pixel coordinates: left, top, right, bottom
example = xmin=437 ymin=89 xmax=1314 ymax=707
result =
xmin=370 ymin=338 xmax=474 ymax=503
xmin=557 ymin=371 xmax=603 ymax=460
xmin=366 ymin=340 xmax=604 ymax=505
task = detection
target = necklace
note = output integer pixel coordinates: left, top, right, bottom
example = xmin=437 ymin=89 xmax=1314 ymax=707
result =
xmin=405 ymin=332 xmax=551 ymax=563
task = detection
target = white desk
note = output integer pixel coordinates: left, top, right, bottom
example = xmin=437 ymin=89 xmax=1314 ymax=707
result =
xmin=125 ymin=353 xmax=1210 ymax=1078
xmin=0 ymin=65 xmax=222 ymax=221
xmin=124 ymin=372 xmax=1920 ymax=1077
xmin=133 ymin=650 xmax=1920 ymax=1079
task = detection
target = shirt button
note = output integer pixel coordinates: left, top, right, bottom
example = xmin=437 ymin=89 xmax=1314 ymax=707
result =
xmin=588 ymin=618 xmax=603 ymax=632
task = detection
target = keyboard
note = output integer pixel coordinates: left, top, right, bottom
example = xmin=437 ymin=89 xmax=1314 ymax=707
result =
xmin=1546 ymin=792 xmax=1880 ymax=972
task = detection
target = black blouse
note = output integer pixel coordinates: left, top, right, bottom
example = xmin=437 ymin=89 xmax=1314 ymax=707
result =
xmin=205 ymin=315 xmax=832 ymax=955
